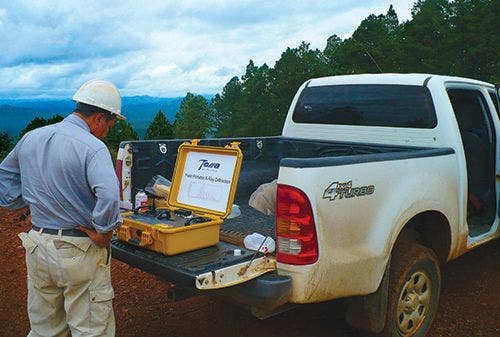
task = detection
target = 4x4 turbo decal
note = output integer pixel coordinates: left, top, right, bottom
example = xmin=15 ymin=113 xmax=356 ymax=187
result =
xmin=323 ymin=180 xmax=375 ymax=201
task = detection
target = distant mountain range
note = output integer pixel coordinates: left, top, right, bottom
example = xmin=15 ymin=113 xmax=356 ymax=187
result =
xmin=0 ymin=95 xmax=211 ymax=138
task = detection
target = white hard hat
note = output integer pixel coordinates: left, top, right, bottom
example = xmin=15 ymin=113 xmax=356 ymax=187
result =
xmin=72 ymin=79 xmax=125 ymax=120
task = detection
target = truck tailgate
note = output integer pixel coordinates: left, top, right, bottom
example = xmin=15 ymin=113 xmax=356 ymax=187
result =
xmin=111 ymin=238 xmax=276 ymax=290
xmin=112 ymin=238 xmax=291 ymax=318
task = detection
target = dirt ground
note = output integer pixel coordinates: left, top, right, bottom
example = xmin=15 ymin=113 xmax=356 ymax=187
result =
xmin=0 ymin=207 xmax=498 ymax=337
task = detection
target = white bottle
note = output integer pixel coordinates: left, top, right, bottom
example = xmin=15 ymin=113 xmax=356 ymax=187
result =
xmin=135 ymin=190 xmax=148 ymax=209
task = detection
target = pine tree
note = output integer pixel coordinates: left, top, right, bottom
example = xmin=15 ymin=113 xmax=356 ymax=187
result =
xmin=104 ymin=120 xmax=139 ymax=160
xmin=400 ymin=0 xmax=454 ymax=73
xmin=330 ymin=5 xmax=403 ymax=74
xmin=270 ymin=42 xmax=329 ymax=131
xmin=146 ymin=110 xmax=174 ymax=140
xmin=212 ymin=77 xmax=244 ymax=137
xmin=173 ymin=93 xmax=211 ymax=139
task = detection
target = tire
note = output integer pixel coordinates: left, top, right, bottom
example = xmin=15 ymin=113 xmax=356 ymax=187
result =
xmin=380 ymin=243 xmax=441 ymax=337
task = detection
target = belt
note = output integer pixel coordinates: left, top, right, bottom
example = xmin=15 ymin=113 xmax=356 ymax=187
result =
xmin=32 ymin=225 xmax=88 ymax=237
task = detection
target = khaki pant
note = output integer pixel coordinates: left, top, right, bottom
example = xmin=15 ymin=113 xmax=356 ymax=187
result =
xmin=18 ymin=229 xmax=115 ymax=337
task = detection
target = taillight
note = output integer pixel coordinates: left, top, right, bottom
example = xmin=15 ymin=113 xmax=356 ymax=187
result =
xmin=115 ymin=159 xmax=123 ymax=200
xmin=276 ymin=184 xmax=318 ymax=265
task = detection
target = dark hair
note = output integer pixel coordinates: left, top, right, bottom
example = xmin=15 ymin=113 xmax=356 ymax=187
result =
xmin=76 ymin=102 xmax=116 ymax=122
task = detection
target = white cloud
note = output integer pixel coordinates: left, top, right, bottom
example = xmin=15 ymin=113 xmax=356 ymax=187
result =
xmin=0 ymin=0 xmax=416 ymax=98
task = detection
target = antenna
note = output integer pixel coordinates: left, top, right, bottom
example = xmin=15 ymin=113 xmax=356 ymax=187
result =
xmin=352 ymin=37 xmax=383 ymax=73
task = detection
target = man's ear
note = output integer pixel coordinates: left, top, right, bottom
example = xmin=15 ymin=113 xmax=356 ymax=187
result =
xmin=87 ymin=113 xmax=102 ymax=133
xmin=95 ymin=112 xmax=106 ymax=123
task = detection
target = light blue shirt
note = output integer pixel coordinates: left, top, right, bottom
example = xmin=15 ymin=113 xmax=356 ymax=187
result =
xmin=0 ymin=113 xmax=122 ymax=233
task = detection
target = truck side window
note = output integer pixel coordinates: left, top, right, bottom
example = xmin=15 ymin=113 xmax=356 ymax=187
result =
xmin=448 ymin=89 xmax=494 ymax=144
xmin=292 ymin=85 xmax=437 ymax=128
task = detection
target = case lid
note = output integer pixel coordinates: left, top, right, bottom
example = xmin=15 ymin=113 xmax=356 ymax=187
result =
xmin=167 ymin=140 xmax=243 ymax=219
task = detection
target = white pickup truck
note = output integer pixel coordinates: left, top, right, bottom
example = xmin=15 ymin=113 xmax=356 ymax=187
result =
xmin=112 ymin=73 xmax=500 ymax=337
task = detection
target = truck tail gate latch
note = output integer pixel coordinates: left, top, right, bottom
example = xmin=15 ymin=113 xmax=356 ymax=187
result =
xmin=195 ymin=256 xmax=277 ymax=290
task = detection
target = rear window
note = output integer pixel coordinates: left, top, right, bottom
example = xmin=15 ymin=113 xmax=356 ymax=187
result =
xmin=293 ymin=84 xmax=437 ymax=128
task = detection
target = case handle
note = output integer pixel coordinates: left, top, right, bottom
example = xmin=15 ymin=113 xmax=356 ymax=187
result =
xmin=126 ymin=230 xmax=153 ymax=247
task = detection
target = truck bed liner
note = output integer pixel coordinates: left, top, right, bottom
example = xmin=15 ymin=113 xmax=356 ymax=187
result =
xmin=221 ymin=202 xmax=275 ymax=245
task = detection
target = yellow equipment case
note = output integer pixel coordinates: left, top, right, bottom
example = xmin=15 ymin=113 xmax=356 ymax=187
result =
xmin=116 ymin=140 xmax=243 ymax=255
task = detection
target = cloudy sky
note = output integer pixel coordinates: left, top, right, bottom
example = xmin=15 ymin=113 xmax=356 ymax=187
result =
xmin=0 ymin=1 xmax=416 ymax=99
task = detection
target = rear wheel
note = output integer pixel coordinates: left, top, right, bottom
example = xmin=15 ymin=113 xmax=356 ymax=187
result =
xmin=381 ymin=243 xmax=441 ymax=337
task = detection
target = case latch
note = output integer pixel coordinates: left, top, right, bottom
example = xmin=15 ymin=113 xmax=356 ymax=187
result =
xmin=117 ymin=225 xmax=131 ymax=242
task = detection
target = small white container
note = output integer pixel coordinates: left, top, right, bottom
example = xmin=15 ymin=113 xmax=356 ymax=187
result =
xmin=233 ymin=249 xmax=242 ymax=256
xmin=135 ymin=190 xmax=148 ymax=209
xmin=243 ymin=233 xmax=276 ymax=253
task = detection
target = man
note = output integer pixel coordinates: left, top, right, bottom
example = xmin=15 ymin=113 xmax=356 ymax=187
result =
xmin=0 ymin=79 xmax=125 ymax=337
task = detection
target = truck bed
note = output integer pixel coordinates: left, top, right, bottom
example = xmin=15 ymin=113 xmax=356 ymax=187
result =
xmin=112 ymin=136 xmax=427 ymax=287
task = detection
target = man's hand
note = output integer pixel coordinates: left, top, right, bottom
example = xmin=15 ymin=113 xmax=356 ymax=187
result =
xmin=78 ymin=226 xmax=112 ymax=248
